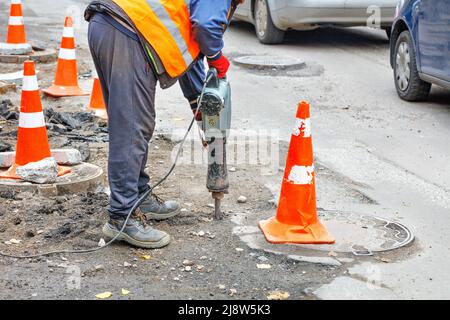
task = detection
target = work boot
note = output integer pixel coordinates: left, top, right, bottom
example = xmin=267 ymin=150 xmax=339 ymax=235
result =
xmin=139 ymin=193 xmax=181 ymax=220
xmin=102 ymin=209 xmax=171 ymax=249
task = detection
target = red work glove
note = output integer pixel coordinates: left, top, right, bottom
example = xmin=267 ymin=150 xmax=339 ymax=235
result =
xmin=190 ymin=100 xmax=202 ymax=121
xmin=207 ymin=53 xmax=230 ymax=79
xmin=192 ymin=107 xmax=202 ymax=121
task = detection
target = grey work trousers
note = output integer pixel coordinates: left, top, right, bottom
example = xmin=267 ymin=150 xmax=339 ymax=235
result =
xmin=88 ymin=14 xmax=156 ymax=218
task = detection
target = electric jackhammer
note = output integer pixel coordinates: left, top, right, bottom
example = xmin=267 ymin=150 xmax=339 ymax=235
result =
xmin=199 ymin=68 xmax=232 ymax=220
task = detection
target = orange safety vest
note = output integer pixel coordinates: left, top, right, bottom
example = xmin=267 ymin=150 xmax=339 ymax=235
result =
xmin=113 ymin=0 xmax=201 ymax=78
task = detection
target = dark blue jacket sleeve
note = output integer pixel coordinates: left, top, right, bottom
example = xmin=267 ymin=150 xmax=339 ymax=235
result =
xmin=179 ymin=0 xmax=231 ymax=103
xmin=179 ymin=59 xmax=206 ymax=103
xmin=190 ymin=0 xmax=232 ymax=57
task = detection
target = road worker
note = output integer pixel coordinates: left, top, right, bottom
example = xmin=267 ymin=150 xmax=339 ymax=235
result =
xmin=84 ymin=0 xmax=244 ymax=248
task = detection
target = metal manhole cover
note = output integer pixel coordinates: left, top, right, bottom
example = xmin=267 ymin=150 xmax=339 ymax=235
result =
xmin=301 ymin=210 xmax=414 ymax=255
xmin=233 ymin=55 xmax=306 ymax=70
xmin=232 ymin=209 xmax=414 ymax=256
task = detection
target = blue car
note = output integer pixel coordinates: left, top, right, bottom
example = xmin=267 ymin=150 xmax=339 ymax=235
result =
xmin=390 ymin=0 xmax=450 ymax=101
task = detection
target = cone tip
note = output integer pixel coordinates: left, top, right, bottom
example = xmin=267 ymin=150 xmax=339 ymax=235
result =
xmin=296 ymin=101 xmax=310 ymax=119
xmin=64 ymin=16 xmax=73 ymax=27
xmin=23 ymin=60 xmax=36 ymax=76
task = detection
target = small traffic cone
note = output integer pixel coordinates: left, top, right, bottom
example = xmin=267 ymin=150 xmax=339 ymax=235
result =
xmin=88 ymin=71 xmax=107 ymax=119
xmin=259 ymin=101 xmax=335 ymax=244
xmin=42 ymin=16 xmax=88 ymax=97
xmin=0 ymin=0 xmax=32 ymax=54
xmin=7 ymin=0 xmax=27 ymax=44
xmin=0 ymin=61 xmax=71 ymax=180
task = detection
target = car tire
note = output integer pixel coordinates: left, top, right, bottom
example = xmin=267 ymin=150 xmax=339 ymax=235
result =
xmin=394 ymin=30 xmax=431 ymax=101
xmin=254 ymin=0 xmax=285 ymax=44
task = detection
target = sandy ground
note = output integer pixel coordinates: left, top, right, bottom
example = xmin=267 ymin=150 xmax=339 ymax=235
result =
xmin=0 ymin=0 xmax=450 ymax=300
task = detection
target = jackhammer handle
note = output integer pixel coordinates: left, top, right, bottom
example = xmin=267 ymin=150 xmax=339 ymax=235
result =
xmin=206 ymin=68 xmax=224 ymax=87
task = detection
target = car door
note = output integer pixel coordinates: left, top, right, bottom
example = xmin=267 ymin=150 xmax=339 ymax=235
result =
xmin=345 ymin=0 xmax=397 ymax=27
xmin=417 ymin=0 xmax=450 ymax=81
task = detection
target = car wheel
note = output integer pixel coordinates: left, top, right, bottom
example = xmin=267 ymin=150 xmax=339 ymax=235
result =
xmin=394 ymin=30 xmax=431 ymax=101
xmin=254 ymin=0 xmax=285 ymax=44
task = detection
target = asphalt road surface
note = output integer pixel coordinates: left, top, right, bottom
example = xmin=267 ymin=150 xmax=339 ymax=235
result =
xmin=221 ymin=22 xmax=450 ymax=299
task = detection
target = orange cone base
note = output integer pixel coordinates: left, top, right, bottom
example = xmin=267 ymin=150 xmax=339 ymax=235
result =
xmin=0 ymin=163 xmax=71 ymax=180
xmin=42 ymin=85 xmax=88 ymax=97
xmin=259 ymin=217 xmax=335 ymax=244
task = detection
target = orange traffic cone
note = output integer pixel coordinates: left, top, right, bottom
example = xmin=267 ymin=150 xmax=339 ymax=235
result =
xmin=42 ymin=17 xmax=88 ymax=97
xmin=88 ymin=72 xmax=107 ymax=119
xmin=259 ymin=101 xmax=335 ymax=244
xmin=0 ymin=0 xmax=32 ymax=54
xmin=7 ymin=0 xmax=27 ymax=44
xmin=0 ymin=61 xmax=71 ymax=180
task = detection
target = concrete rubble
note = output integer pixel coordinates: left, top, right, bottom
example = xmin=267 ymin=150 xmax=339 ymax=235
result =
xmin=16 ymin=157 xmax=58 ymax=184
xmin=49 ymin=149 xmax=82 ymax=166
xmin=0 ymin=152 xmax=15 ymax=168
xmin=237 ymin=195 xmax=247 ymax=203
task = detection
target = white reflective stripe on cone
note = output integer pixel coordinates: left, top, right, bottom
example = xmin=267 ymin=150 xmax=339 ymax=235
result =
xmin=22 ymin=75 xmax=39 ymax=91
xmin=11 ymin=0 xmax=22 ymax=4
xmin=62 ymin=27 xmax=74 ymax=38
xmin=58 ymin=48 xmax=76 ymax=60
xmin=8 ymin=16 xmax=24 ymax=25
xmin=292 ymin=118 xmax=311 ymax=138
xmin=287 ymin=165 xmax=315 ymax=185
xmin=19 ymin=112 xmax=46 ymax=129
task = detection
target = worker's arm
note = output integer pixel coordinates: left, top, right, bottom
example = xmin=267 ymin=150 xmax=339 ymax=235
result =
xmin=180 ymin=0 xmax=244 ymax=117
xmin=190 ymin=0 xmax=235 ymax=79
xmin=179 ymin=0 xmax=231 ymax=112
xmin=179 ymin=59 xmax=205 ymax=118
xmin=190 ymin=0 xmax=232 ymax=59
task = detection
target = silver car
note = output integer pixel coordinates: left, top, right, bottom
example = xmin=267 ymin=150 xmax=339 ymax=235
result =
xmin=234 ymin=0 xmax=398 ymax=44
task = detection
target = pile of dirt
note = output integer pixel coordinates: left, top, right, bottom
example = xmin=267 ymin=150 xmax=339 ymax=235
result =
xmin=0 ymin=190 xmax=109 ymax=255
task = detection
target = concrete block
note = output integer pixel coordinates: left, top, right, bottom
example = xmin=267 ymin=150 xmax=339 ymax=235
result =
xmin=16 ymin=157 xmax=58 ymax=184
xmin=0 ymin=152 xmax=15 ymax=168
xmin=0 ymin=149 xmax=83 ymax=168
xmin=51 ymin=149 xmax=82 ymax=166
